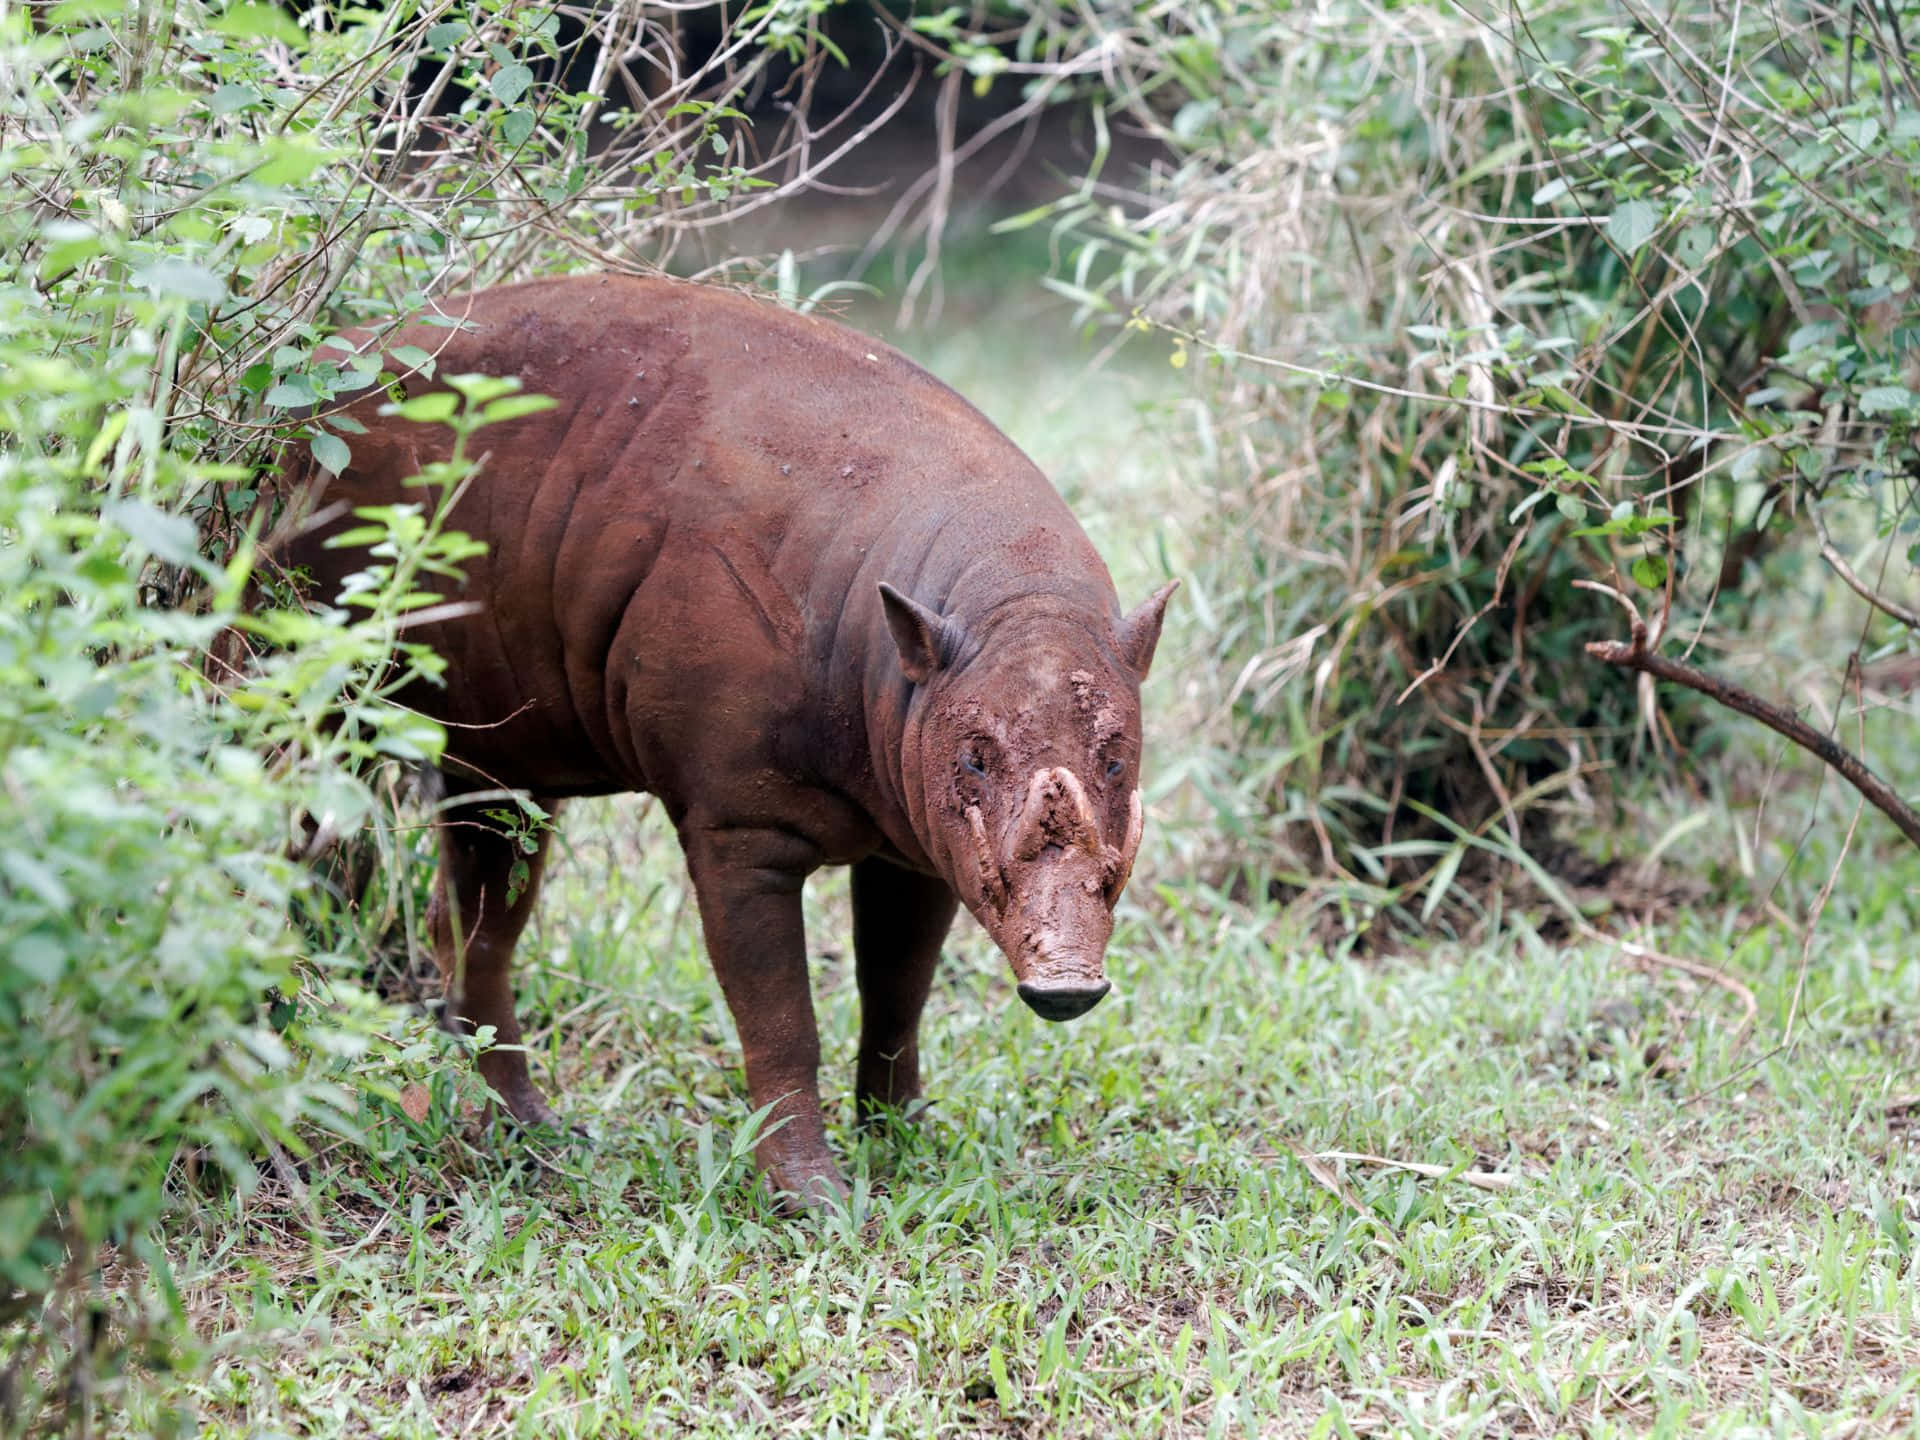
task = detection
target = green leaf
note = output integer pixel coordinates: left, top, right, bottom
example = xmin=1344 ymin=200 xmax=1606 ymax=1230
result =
xmin=1556 ymin=493 xmax=1586 ymax=520
xmin=106 ymin=499 xmax=200 ymax=567
xmin=447 ymin=373 xmax=518 ymax=403
xmin=502 ymin=109 xmax=535 ymax=146
xmin=386 ymin=392 xmax=457 ymax=423
xmin=389 ymin=345 xmax=436 ymax=378
xmin=253 ymin=138 xmax=329 ymax=188
xmin=210 ymin=2 xmax=303 ymax=45
xmin=491 ymin=63 xmax=533 ymax=106
xmin=133 ymin=258 xmax=227 ymax=304
xmin=1508 ymin=489 xmax=1550 ymax=524
xmin=1 ymin=853 xmax=71 ymax=912
xmin=310 ymin=432 xmax=351 ymax=475
xmin=7 ymin=934 xmax=65 ymax=985
xmin=1859 ymin=386 xmax=1916 ymax=418
xmin=987 ymin=1342 xmax=1017 ymax=1411
xmin=263 ymin=377 xmax=315 ymax=408
xmin=1422 ymin=841 xmax=1468 ymax=924
xmin=479 ymin=394 xmax=557 ymax=425
xmin=38 ymin=222 xmax=106 ymax=280
xmin=1631 ymin=553 xmax=1669 ymax=589
xmin=209 ymin=83 xmax=263 ymax=116
xmin=1606 ymin=200 xmax=1660 ymax=256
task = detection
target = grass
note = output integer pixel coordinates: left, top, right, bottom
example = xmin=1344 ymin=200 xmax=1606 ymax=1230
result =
xmin=107 ymin=273 xmax=1920 ymax=1438
xmin=130 ymin=815 xmax=1920 ymax=1438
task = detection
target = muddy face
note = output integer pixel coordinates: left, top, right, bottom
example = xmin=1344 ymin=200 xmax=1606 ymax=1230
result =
xmin=880 ymin=581 xmax=1176 ymax=1021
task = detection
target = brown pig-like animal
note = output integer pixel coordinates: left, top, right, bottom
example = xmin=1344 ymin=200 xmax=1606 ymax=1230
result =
xmin=269 ymin=275 xmax=1174 ymax=1203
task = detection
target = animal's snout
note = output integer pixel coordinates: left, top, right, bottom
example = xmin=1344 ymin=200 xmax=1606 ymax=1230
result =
xmin=1017 ymin=979 xmax=1111 ymax=1022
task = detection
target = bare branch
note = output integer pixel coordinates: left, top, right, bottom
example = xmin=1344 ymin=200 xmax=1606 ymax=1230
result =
xmin=1587 ymin=623 xmax=1920 ymax=851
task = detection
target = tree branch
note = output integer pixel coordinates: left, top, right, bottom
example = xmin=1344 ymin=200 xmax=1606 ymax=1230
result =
xmin=1587 ymin=622 xmax=1920 ymax=851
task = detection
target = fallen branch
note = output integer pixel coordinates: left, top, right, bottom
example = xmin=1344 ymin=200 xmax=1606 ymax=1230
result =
xmin=1586 ymin=621 xmax=1920 ymax=851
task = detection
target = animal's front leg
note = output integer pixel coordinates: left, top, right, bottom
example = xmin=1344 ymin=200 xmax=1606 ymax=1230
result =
xmin=851 ymin=857 xmax=956 ymax=1124
xmin=681 ymin=824 xmax=846 ymax=1208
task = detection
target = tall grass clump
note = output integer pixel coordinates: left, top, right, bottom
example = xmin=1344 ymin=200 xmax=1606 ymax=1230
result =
xmin=966 ymin=0 xmax=1920 ymax=927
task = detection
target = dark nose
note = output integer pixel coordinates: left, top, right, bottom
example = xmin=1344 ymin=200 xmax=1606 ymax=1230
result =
xmin=1017 ymin=980 xmax=1111 ymax=1022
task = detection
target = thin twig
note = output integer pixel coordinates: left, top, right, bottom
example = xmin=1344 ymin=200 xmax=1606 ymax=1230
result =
xmin=1786 ymin=660 xmax=1871 ymax=1045
xmin=1592 ymin=930 xmax=1759 ymax=1038
xmin=1271 ymin=1132 xmax=1373 ymax=1217
xmin=1809 ymin=503 xmax=1920 ymax=630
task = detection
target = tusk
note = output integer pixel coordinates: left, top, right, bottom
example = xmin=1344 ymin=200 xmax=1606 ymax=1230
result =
xmin=1013 ymin=770 xmax=1051 ymax=862
xmin=1016 ymin=767 xmax=1103 ymax=860
xmin=1108 ymin=789 xmax=1143 ymax=899
xmin=1053 ymin=767 xmax=1101 ymax=856
xmin=966 ymin=804 xmax=1005 ymax=911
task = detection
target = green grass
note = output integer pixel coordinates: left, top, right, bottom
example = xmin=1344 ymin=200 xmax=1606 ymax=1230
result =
xmin=131 ymin=808 xmax=1920 ymax=1438
xmin=109 ymin=274 xmax=1920 ymax=1438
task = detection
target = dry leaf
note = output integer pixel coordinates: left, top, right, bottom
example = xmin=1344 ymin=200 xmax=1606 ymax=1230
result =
xmin=400 ymin=1083 xmax=431 ymax=1124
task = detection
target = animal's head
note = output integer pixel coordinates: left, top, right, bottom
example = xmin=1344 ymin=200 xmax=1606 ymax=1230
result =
xmin=880 ymin=579 xmax=1177 ymax=1022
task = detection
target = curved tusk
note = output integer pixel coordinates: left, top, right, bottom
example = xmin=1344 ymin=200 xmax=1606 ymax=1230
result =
xmin=1107 ymin=789 xmax=1144 ymax=899
xmin=1053 ymin=767 xmax=1102 ymax=856
xmin=966 ymin=804 xmax=1006 ymax=911
xmin=1013 ymin=770 xmax=1052 ymax=862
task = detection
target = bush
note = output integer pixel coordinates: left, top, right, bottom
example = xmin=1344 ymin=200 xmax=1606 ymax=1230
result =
xmin=980 ymin=0 xmax=1920 ymax=926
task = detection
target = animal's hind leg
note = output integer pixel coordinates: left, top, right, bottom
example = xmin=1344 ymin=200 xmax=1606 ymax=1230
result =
xmin=428 ymin=799 xmax=561 ymax=1127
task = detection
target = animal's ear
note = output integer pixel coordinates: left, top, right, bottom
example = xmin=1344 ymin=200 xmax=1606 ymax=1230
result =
xmin=1116 ymin=579 xmax=1179 ymax=678
xmin=879 ymin=582 xmax=956 ymax=685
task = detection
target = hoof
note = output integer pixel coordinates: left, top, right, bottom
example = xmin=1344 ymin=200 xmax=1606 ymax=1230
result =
xmin=855 ymin=1091 xmax=928 ymax=1132
xmin=493 ymin=1089 xmax=590 ymax=1147
xmin=763 ymin=1163 xmax=850 ymax=1214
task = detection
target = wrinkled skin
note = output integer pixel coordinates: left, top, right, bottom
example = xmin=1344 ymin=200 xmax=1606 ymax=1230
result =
xmin=259 ymin=275 xmax=1173 ymax=1206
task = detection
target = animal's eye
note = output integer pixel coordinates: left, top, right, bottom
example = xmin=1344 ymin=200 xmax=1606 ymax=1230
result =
xmin=1105 ymin=758 xmax=1126 ymax=781
xmin=962 ymin=747 xmax=988 ymax=779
